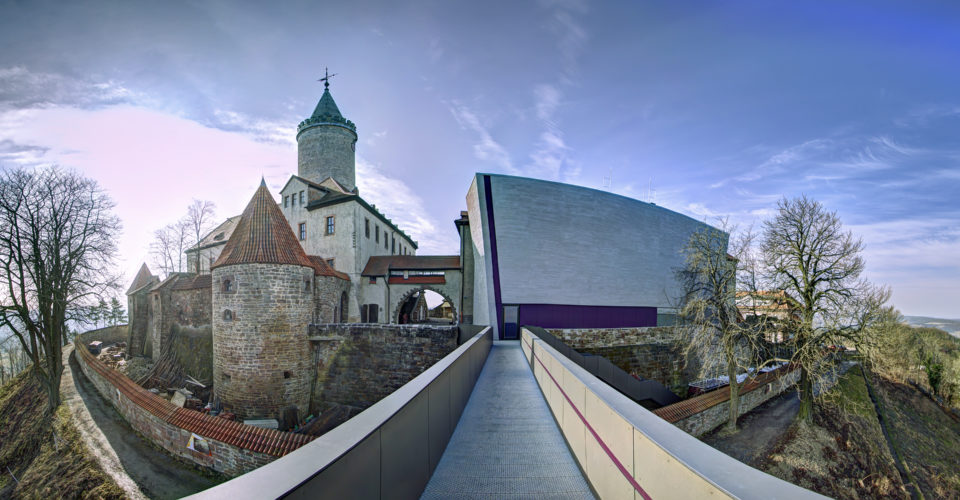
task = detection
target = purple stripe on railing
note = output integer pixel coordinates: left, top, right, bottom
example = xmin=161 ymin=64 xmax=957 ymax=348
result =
xmin=526 ymin=336 xmax=652 ymax=500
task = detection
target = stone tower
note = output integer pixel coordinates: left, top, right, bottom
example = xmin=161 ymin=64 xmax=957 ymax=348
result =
xmin=211 ymin=179 xmax=317 ymax=420
xmin=296 ymin=81 xmax=358 ymax=192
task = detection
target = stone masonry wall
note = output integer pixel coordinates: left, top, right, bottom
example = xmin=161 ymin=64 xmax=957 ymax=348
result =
xmin=309 ymin=324 xmax=458 ymax=412
xmin=213 ymin=263 xmax=313 ymax=420
xmin=314 ymin=274 xmax=351 ymax=324
xmin=297 ymin=124 xmax=357 ymax=191
xmin=73 ymin=336 xmax=291 ymax=477
xmin=661 ymin=367 xmax=800 ymax=437
xmin=548 ymin=327 xmax=697 ymax=396
xmin=127 ymin=292 xmax=151 ymax=357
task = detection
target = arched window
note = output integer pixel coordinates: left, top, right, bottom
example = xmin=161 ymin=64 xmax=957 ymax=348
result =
xmin=223 ymin=309 xmax=233 ymax=321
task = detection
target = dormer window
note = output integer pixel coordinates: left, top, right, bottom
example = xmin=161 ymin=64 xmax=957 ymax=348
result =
xmin=213 ymin=232 xmax=224 ymax=241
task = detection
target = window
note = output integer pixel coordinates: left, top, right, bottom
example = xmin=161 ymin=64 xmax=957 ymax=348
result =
xmin=365 ymin=218 xmax=370 ymax=238
xmin=384 ymin=233 xmax=389 ymax=249
xmin=391 ymin=236 xmax=395 ymax=254
xmin=222 ymin=279 xmax=232 ymax=292
xmin=369 ymin=277 xmax=376 ymax=284
xmin=375 ymin=225 xmax=379 ymax=243
xmin=222 ymin=309 xmax=233 ymax=321
xmin=326 ymin=258 xmax=334 ymax=267
xmin=325 ymin=215 xmax=335 ymax=235
xmin=284 ymin=195 xmax=288 ymax=208
xmin=283 ymin=371 xmax=291 ymax=379
xmin=298 ymin=222 xmax=306 ymax=240
xmin=299 ymin=191 xmax=304 ymax=205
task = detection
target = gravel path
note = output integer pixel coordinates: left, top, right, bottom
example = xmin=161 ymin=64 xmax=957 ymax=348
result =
xmin=63 ymin=344 xmax=221 ymax=499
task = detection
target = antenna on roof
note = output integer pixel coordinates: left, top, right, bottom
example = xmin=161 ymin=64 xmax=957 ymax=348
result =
xmin=602 ymin=168 xmax=612 ymax=190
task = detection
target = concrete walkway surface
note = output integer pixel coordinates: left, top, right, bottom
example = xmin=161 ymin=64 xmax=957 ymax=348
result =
xmin=422 ymin=342 xmax=595 ymax=499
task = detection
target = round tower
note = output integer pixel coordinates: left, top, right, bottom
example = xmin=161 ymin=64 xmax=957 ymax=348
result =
xmin=211 ymin=179 xmax=318 ymax=420
xmin=296 ymin=78 xmax=357 ymax=192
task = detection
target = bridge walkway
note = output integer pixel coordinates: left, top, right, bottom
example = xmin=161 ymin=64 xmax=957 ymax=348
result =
xmin=421 ymin=341 xmax=595 ymax=499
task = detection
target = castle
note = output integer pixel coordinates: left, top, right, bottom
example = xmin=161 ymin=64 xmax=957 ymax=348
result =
xmin=127 ymin=79 xmax=722 ymax=422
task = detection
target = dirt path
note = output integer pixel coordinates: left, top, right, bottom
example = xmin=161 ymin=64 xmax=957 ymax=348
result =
xmin=65 ymin=346 xmax=221 ymax=499
xmin=702 ymin=389 xmax=801 ymax=466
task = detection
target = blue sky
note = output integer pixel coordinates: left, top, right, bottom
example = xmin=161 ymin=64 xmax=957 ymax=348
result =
xmin=0 ymin=0 xmax=958 ymax=317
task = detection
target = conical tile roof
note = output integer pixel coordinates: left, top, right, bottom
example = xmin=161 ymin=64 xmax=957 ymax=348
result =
xmin=126 ymin=263 xmax=155 ymax=294
xmin=211 ymin=180 xmax=316 ymax=270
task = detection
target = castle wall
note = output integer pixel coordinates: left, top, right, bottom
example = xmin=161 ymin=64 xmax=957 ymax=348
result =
xmin=74 ymin=330 xmax=312 ymax=477
xmin=212 ymin=263 xmax=313 ymax=420
xmin=308 ymin=324 xmax=458 ymax=413
xmin=297 ymin=124 xmax=357 ymax=191
xmin=146 ymin=280 xmax=211 ymax=361
xmin=548 ymin=327 xmax=698 ymax=396
xmin=127 ymin=291 xmax=152 ymax=357
xmin=314 ymin=275 xmax=351 ymax=324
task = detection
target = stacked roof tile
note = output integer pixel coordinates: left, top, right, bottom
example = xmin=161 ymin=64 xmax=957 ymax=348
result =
xmin=652 ymin=363 xmax=798 ymax=423
xmin=76 ymin=343 xmax=313 ymax=456
xmin=212 ymin=181 xmax=318 ymax=271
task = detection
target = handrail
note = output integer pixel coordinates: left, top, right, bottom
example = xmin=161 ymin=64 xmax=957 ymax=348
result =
xmin=187 ymin=326 xmax=492 ymax=499
xmin=522 ymin=327 xmax=825 ymax=499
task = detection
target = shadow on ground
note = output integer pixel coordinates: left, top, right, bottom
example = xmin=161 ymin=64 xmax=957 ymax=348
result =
xmin=69 ymin=352 xmax=222 ymax=500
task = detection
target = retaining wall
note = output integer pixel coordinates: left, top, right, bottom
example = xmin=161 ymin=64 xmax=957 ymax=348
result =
xmin=74 ymin=330 xmax=313 ymax=477
xmin=309 ymin=323 xmax=459 ymax=413
xmin=186 ymin=327 xmax=493 ymax=499
xmin=653 ymin=365 xmax=800 ymax=437
xmin=521 ymin=328 xmax=823 ymax=499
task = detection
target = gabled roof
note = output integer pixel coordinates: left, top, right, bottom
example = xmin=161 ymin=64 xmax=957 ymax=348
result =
xmin=212 ymin=180 xmax=316 ymax=270
xmin=126 ymin=263 xmax=156 ymax=295
xmin=185 ymin=215 xmax=242 ymax=254
xmin=361 ymin=255 xmax=460 ymax=277
xmin=307 ymin=256 xmax=350 ymax=281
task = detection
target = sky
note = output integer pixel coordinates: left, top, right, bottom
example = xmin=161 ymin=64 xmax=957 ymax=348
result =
xmin=0 ymin=0 xmax=958 ymax=318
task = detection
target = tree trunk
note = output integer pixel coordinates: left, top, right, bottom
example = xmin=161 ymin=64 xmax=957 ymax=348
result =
xmin=726 ymin=359 xmax=740 ymax=432
xmin=797 ymin=366 xmax=813 ymax=422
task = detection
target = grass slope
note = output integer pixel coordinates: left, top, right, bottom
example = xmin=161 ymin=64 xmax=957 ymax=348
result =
xmin=0 ymin=371 xmax=124 ymax=499
xmin=761 ymin=365 xmax=908 ymax=499
xmin=875 ymin=375 xmax=960 ymax=498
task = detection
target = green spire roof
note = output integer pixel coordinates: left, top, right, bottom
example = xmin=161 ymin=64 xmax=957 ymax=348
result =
xmin=297 ymin=87 xmax=356 ymax=135
xmin=311 ymin=88 xmax=343 ymax=119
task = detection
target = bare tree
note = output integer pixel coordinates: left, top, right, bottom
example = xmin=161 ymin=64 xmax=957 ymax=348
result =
xmin=678 ymin=222 xmax=775 ymax=432
xmin=761 ymin=195 xmax=885 ymax=422
xmin=150 ymin=219 xmax=190 ymax=277
xmin=0 ymin=167 xmax=121 ymax=413
xmin=186 ymin=199 xmax=216 ymax=273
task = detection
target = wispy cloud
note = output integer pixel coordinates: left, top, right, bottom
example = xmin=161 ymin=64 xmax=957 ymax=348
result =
xmin=356 ymin=157 xmax=457 ymax=254
xmin=446 ymin=100 xmax=516 ymax=173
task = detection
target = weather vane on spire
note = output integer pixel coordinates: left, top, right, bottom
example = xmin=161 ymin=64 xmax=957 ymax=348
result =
xmin=318 ymin=67 xmax=337 ymax=89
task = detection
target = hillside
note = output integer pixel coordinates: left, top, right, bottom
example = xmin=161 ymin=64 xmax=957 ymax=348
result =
xmin=0 ymin=371 xmax=124 ymax=499
xmin=755 ymin=365 xmax=960 ymax=498
xmin=904 ymin=316 xmax=960 ymax=337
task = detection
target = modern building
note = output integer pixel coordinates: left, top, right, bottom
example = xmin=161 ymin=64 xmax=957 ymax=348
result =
xmin=464 ymin=174 xmax=723 ymax=339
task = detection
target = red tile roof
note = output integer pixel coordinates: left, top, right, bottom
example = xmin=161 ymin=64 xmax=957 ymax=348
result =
xmin=212 ymin=181 xmax=317 ymax=271
xmin=76 ymin=342 xmax=313 ymax=456
xmin=652 ymin=364 xmax=798 ymax=423
xmin=307 ymin=255 xmax=350 ymax=281
xmin=361 ymin=255 xmax=460 ymax=277
xmin=170 ymin=274 xmax=213 ymax=290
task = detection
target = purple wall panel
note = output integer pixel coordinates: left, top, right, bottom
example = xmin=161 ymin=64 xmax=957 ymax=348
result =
xmin=516 ymin=304 xmax=657 ymax=329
